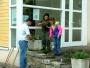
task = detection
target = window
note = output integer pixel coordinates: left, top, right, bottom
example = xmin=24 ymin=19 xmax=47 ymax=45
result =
xmin=11 ymin=7 xmax=16 ymax=47
xmin=63 ymin=0 xmax=83 ymax=46
xmin=10 ymin=0 xmax=86 ymax=47
xmin=65 ymin=0 xmax=69 ymax=9
xmin=73 ymin=12 xmax=81 ymax=27
xmin=65 ymin=11 xmax=69 ymax=42
xmin=73 ymin=0 xmax=82 ymax=10
xmin=72 ymin=30 xmax=81 ymax=41
xmin=23 ymin=7 xmax=61 ymax=25
xmin=65 ymin=11 xmax=69 ymax=27
xmin=23 ymin=0 xmax=61 ymax=8
xmin=11 ymin=0 xmax=16 ymax=5
xmin=11 ymin=8 xmax=16 ymax=26
xmin=23 ymin=7 xmax=61 ymax=39
xmin=11 ymin=29 xmax=16 ymax=47
xmin=10 ymin=0 xmax=16 ymax=48
xmin=65 ymin=30 xmax=69 ymax=42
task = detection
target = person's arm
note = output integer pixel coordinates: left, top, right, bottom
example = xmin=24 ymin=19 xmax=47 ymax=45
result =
xmin=37 ymin=23 xmax=42 ymax=26
xmin=49 ymin=27 xmax=53 ymax=40
xmin=37 ymin=21 xmax=42 ymax=26
xmin=25 ymin=27 xmax=32 ymax=40
xmin=26 ymin=35 xmax=32 ymax=40
xmin=46 ymin=22 xmax=51 ymax=28
xmin=57 ymin=25 xmax=62 ymax=38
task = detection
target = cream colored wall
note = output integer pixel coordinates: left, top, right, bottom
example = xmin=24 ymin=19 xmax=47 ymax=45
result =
xmin=87 ymin=0 xmax=90 ymax=45
xmin=0 ymin=49 xmax=20 ymax=67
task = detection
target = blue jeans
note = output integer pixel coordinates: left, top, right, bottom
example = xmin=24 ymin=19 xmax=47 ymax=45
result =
xmin=19 ymin=40 xmax=28 ymax=68
xmin=53 ymin=37 xmax=61 ymax=55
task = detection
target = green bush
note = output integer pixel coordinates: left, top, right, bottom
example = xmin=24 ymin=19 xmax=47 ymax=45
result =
xmin=72 ymin=51 xmax=89 ymax=59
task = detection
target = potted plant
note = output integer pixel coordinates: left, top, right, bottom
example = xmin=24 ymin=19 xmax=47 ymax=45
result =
xmin=71 ymin=51 xmax=89 ymax=68
xmin=28 ymin=35 xmax=42 ymax=50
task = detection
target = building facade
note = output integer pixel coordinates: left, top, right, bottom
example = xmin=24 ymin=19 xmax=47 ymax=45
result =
xmin=0 ymin=0 xmax=90 ymax=66
xmin=0 ymin=0 xmax=9 ymax=48
xmin=0 ymin=0 xmax=89 ymax=49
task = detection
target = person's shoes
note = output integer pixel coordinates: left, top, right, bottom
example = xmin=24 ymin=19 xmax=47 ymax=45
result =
xmin=47 ymin=49 xmax=51 ymax=53
xmin=43 ymin=50 xmax=48 ymax=54
xmin=55 ymin=54 xmax=61 ymax=56
xmin=41 ymin=48 xmax=45 ymax=50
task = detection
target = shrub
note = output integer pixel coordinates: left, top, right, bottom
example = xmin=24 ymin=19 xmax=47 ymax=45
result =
xmin=72 ymin=51 xmax=89 ymax=59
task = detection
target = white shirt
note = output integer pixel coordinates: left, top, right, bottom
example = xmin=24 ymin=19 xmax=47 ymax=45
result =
xmin=18 ymin=23 xmax=30 ymax=41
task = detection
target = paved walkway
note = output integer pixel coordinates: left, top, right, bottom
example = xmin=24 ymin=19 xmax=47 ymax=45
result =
xmin=27 ymin=46 xmax=90 ymax=68
xmin=0 ymin=62 xmax=19 ymax=68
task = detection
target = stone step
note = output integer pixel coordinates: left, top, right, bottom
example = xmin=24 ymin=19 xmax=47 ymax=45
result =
xmin=27 ymin=51 xmax=71 ymax=68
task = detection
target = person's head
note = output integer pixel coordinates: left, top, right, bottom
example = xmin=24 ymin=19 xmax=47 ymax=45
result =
xmin=50 ymin=18 xmax=60 ymax=26
xmin=43 ymin=13 xmax=49 ymax=21
xmin=26 ymin=18 xmax=32 ymax=26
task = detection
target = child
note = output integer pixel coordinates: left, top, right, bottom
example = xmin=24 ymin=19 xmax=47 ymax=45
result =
xmin=49 ymin=18 xmax=62 ymax=56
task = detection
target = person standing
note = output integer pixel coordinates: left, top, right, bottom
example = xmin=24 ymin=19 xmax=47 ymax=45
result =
xmin=38 ymin=13 xmax=51 ymax=54
xmin=49 ymin=18 xmax=62 ymax=56
xmin=18 ymin=18 xmax=32 ymax=68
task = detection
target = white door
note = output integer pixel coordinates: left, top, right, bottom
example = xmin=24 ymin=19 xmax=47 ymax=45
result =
xmin=61 ymin=0 xmax=87 ymax=47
